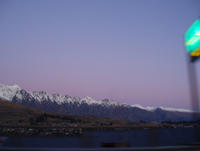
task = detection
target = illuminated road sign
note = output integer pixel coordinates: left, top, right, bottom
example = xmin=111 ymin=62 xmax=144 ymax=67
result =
xmin=185 ymin=18 xmax=200 ymax=58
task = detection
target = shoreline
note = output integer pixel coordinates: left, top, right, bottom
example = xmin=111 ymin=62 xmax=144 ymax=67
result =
xmin=0 ymin=124 xmax=199 ymax=137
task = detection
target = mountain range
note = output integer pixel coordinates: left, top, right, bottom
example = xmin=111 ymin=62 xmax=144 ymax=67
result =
xmin=0 ymin=83 xmax=199 ymax=122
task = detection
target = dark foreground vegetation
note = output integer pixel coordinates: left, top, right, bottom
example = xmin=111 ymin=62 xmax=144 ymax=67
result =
xmin=0 ymin=99 xmax=200 ymax=136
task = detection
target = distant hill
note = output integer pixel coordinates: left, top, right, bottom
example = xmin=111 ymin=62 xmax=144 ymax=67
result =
xmin=0 ymin=98 xmax=42 ymax=125
xmin=0 ymin=83 xmax=200 ymax=122
xmin=0 ymin=99 xmax=128 ymax=127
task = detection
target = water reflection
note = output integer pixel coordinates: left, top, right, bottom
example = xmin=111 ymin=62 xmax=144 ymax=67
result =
xmin=2 ymin=128 xmax=199 ymax=148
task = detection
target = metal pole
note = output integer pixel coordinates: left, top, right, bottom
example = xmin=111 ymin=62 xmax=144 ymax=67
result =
xmin=187 ymin=56 xmax=200 ymax=113
xmin=187 ymin=55 xmax=200 ymax=142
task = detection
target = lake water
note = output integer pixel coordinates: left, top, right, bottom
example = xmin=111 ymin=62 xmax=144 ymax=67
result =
xmin=1 ymin=128 xmax=200 ymax=148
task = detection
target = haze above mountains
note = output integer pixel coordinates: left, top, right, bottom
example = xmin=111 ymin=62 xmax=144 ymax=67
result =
xmin=0 ymin=83 xmax=199 ymax=122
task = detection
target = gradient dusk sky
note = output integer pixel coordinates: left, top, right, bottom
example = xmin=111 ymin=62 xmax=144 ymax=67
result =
xmin=0 ymin=0 xmax=200 ymax=110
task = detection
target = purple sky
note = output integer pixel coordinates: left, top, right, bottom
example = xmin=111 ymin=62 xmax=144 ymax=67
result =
xmin=0 ymin=0 xmax=200 ymax=109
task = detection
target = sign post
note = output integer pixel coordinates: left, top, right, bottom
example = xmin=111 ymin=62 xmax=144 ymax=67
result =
xmin=185 ymin=18 xmax=200 ymax=113
xmin=185 ymin=18 xmax=200 ymax=142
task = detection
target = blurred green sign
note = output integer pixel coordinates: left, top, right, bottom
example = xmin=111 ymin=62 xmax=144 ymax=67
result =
xmin=185 ymin=18 xmax=200 ymax=57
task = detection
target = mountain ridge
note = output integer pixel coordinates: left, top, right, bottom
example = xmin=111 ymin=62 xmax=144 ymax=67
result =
xmin=0 ymin=83 xmax=199 ymax=122
xmin=0 ymin=83 xmax=192 ymax=112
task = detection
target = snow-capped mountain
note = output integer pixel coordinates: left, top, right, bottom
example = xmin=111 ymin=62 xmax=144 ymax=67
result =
xmin=0 ymin=83 xmax=199 ymax=122
xmin=0 ymin=83 xmax=21 ymax=101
